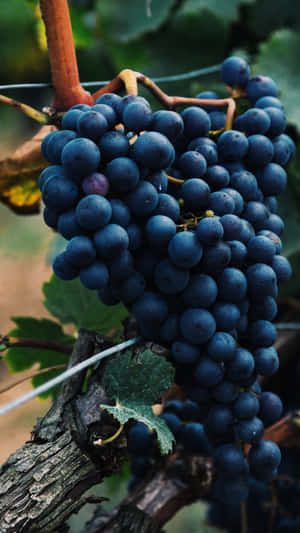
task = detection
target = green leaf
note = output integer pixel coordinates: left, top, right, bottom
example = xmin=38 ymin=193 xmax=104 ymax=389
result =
xmin=252 ymin=30 xmax=300 ymax=129
xmin=5 ymin=317 xmax=74 ymax=398
xmin=97 ymin=0 xmax=177 ymax=42
xmin=182 ymin=0 xmax=255 ymax=22
xmin=43 ymin=275 xmax=128 ymax=334
xmin=102 ymin=350 xmax=175 ymax=454
xmin=244 ymin=0 xmax=300 ymax=40
xmin=103 ymin=403 xmax=174 ymax=455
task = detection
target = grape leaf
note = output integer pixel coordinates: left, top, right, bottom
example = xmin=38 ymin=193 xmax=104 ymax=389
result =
xmin=97 ymin=0 xmax=178 ymax=42
xmin=244 ymin=0 xmax=300 ymax=39
xmin=43 ymin=275 xmax=128 ymax=334
xmin=4 ymin=317 xmax=74 ymax=398
xmin=102 ymin=350 xmax=175 ymax=454
xmin=182 ymin=0 xmax=255 ymax=22
xmin=252 ymin=30 xmax=300 ymax=129
xmin=0 ymin=126 xmax=54 ymax=214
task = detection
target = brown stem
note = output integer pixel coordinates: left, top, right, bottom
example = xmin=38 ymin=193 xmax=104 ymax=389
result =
xmin=0 ymin=94 xmax=48 ymax=124
xmin=137 ymin=73 xmax=236 ymax=129
xmin=40 ymin=0 xmax=93 ymax=110
xmin=1 ymin=335 xmax=73 ymax=356
xmin=0 ymin=364 xmax=67 ymax=394
xmin=92 ymin=70 xmax=236 ymax=130
xmin=241 ymin=501 xmax=248 ymax=533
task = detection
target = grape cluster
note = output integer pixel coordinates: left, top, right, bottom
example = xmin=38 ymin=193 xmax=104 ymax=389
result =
xmin=39 ymin=55 xmax=295 ymax=504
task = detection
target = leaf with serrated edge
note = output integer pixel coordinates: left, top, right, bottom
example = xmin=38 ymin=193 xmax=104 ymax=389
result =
xmin=102 ymin=403 xmax=175 ymax=455
xmin=102 ymin=350 xmax=175 ymax=454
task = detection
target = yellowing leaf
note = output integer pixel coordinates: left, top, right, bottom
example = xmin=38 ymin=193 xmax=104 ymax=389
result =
xmin=0 ymin=125 xmax=55 ymax=214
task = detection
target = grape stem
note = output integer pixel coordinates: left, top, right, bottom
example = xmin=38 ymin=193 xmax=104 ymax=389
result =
xmin=0 ymin=364 xmax=67 ymax=395
xmin=94 ymin=424 xmax=124 ymax=446
xmin=0 ymin=94 xmax=48 ymax=124
xmin=0 ymin=335 xmax=73 ymax=355
xmin=93 ymin=69 xmax=236 ymax=130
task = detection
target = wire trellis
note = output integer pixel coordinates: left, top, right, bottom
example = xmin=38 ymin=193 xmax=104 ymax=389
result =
xmin=0 ymin=64 xmax=221 ymax=92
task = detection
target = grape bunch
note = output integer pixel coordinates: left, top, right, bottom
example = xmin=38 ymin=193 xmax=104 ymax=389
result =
xmin=39 ymin=55 xmax=295 ymax=504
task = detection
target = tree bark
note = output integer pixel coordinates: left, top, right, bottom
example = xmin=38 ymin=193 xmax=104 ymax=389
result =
xmin=0 ymin=330 xmax=127 ymax=533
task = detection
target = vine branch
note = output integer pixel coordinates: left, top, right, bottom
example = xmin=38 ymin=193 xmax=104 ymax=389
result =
xmin=39 ymin=0 xmax=93 ymax=110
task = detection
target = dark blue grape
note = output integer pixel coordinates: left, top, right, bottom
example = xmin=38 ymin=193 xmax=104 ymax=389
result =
xmin=75 ymin=194 xmax=112 ymax=231
xmin=94 ymin=223 xmax=129 ymax=258
xmin=255 ymin=96 xmax=283 ymax=110
xmin=42 ymin=175 xmax=79 ymax=213
xmin=217 ymin=267 xmax=247 ymax=303
xmin=246 ymin=263 xmax=277 ymax=300
xmin=259 ymin=392 xmax=283 ymax=426
xmin=179 ymin=151 xmax=207 ymax=178
xmin=180 ymin=422 xmax=213 ymax=454
xmin=272 ymin=134 xmax=295 ymax=166
xmin=109 ymin=250 xmax=134 ymax=282
xmin=207 ymin=332 xmax=237 ymax=362
xmin=214 ymin=444 xmax=247 ymax=476
xmin=249 ymin=440 xmax=281 ymax=481
xmin=213 ymin=301 xmax=240 ymax=331
xmin=154 ymin=258 xmax=189 ymax=295
xmin=254 ymin=346 xmax=279 ymax=376
xmin=265 ymin=107 xmax=287 ymax=137
xmin=246 ymin=134 xmax=274 ymax=167
xmin=180 ymin=308 xmax=216 ymax=344
xmin=208 ymin=191 xmax=235 ymax=215
xmin=233 ymin=392 xmax=260 ymax=420
xmin=106 ymin=157 xmax=140 ymax=193
xmin=77 ymin=110 xmax=108 ymax=141
xmin=196 ymin=216 xmax=224 ymax=244
xmin=218 ymin=131 xmax=248 ymax=161
xmin=98 ymin=131 xmax=130 ymax=161
xmin=181 ymin=178 xmax=210 ymax=211
xmin=61 ymin=137 xmax=100 ymax=177
xmin=181 ymin=106 xmax=211 ymax=139
xmin=46 ymin=130 xmax=78 ymax=164
xmin=110 ymin=199 xmax=131 ymax=227
xmin=248 ymin=320 xmax=277 ymax=348
xmin=271 ymin=255 xmax=292 ymax=283
xmin=153 ymin=193 xmax=180 ymax=221
xmin=43 ymin=207 xmax=59 ymax=229
xmin=146 ymin=215 xmax=176 ymax=248
xmin=128 ymin=422 xmax=152 ymax=455
xmin=132 ymin=291 xmax=168 ymax=324
xmin=228 ymin=240 xmax=247 ymax=268
xmin=201 ymin=242 xmax=232 ymax=273
xmin=209 ymin=111 xmax=226 ymax=130
xmin=195 ymin=357 xmax=224 ymax=387
xmin=168 ymin=231 xmax=203 ymax=268
xmin=94 ymin=92 xmax=122 ymax=113
xmin=62 ymin=109 xmax=83 ymax=130
xmin=58 ymin=209 xmax=85 ymax=239
xmin=230 ymin=170 xmax=258 ymax=201
xmin=79 ymin=260 xmax=109 ymax=290
xmin=248 ymin=235 xmax=276 ymax=263
xmin=246 ymin=76 xmax=278 ymax=104
xmin=188 ymin=137 xmax=218 ymax=166
xmin=92 ymin=103 xmax=117 ymax=128
xmin=132 ymin=131 xmax=175 ymax=170
xmin=53 ymin=252 xmax=79 ymax=280
xmin=235 ymin=416 xmax=264 ymax=444
xmin=205 ymin=165 xmax=230 ymax=190
xmin=171 ymin=341 xmax=200 ymax=365
xmin=226 ymin=347 xmax=255 ymax=382
xmin=125 ymin=181 xmax=159 ymax=217
xmin=65 ymin=235 xmax=96 ymax=267
xmin=159 ymin=314 xmax=179 ymax=344
xmin=151 ymin=110 xmax=184 ymax=142
xmin=123 ymin=101 xmax=153 ymax=132
xmin=160 ymin=412 xmax=182 ymax=436
xmin=182 ymin=273 xmax=218 ymax=308
xmin=211 ymin=380 xmax=240 ymax=403
xmin=221 ymin=56 xmax=250 ymax=88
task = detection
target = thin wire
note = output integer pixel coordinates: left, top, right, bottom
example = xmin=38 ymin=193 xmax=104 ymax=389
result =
xmin=275 ymin=323 xmax=300 ymax=330
xmin=0 ymin=64 xmax=221 ymax=92
xmin=0 ymin=336 xmax=140 ymax=417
